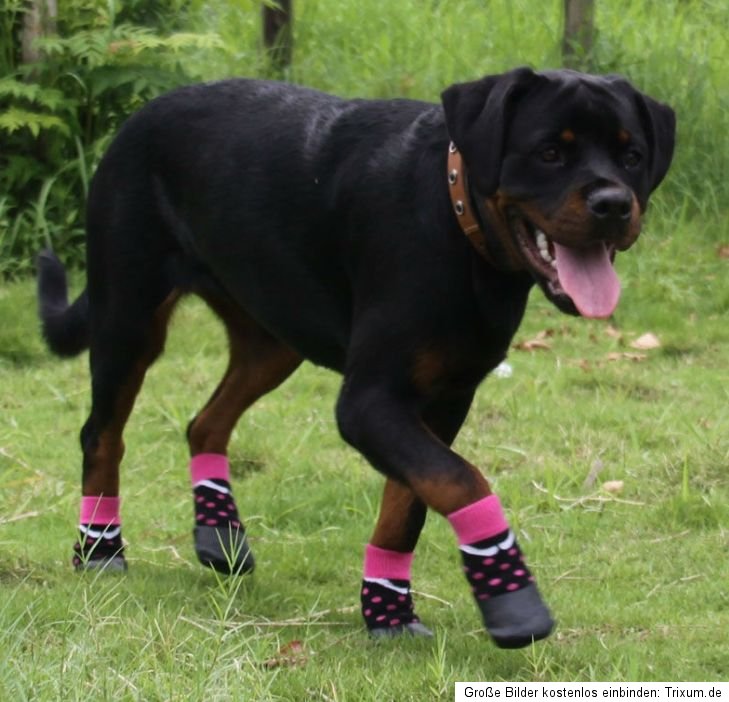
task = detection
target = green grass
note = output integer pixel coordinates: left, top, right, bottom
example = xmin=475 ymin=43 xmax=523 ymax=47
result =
xmin=2 ymin=0 xmax=729 ymax=696
xmin=190 ymin=0 xmax=729 ymax=219
xmin=1 ymin=208 xmax=728 ymax=696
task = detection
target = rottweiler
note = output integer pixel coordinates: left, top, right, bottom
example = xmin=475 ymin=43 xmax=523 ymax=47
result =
xmin=37 ymin=67 xmax=675 ymax=648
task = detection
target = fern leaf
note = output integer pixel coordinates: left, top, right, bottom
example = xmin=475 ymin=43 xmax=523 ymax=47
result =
xmin=0 ymin=108 xmax=69 ymax=137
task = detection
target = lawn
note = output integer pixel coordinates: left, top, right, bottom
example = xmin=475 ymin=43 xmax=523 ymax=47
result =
xmin=1 ymin=0 xmax=729 ymax=698
xmin=1 ymin=202 xmax=727 ymax=698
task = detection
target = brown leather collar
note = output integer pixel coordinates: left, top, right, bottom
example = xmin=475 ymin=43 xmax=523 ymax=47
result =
xmin=446 ymin=141 xmax=522 ymax=269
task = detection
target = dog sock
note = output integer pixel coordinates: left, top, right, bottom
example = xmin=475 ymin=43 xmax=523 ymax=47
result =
xmin=448 ymin=494 xmax=554 ymax=648
xmin=448 ymin=494 xmax=533 ymax=596
xmin=191 ymin=453 xmax=242 ymax=530
xmin=73 ymin=495 xmax=126 ymax=571
xmin=361 ymin=544 xmax=431 ymax=636
xmin=190 ymin=453 xmax=254 ymax=574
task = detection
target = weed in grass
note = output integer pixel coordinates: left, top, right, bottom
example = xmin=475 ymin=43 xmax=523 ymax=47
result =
xmin=207 ymin=534 xmax=254 ymax=618
xmin=426 ymin=629 xmax=451 ymax=699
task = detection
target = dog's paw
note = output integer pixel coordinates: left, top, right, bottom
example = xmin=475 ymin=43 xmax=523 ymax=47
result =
xmin=72 ymin=526 xmax=127 ymax=573
xmin=193 ymin=525 xmax=255 ymax=575
xmin=476 ymin=583 xmax=554 ymax=648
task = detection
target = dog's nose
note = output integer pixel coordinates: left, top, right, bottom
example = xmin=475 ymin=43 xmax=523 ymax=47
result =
xmin=586 ymin=186 xmax=632 ymax=221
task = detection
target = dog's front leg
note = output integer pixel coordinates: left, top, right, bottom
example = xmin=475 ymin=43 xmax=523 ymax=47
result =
xmin=360 ymin=389 xmax=479 ymax=637
xmin=337 ymin=379 xmax=554 ymax=647
xmin=362 ymin=478 xmax=431 ymax=637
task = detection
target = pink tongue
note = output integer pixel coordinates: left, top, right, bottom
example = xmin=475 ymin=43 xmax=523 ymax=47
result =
xmin=553 ymin=241 xmax=620 ymax=319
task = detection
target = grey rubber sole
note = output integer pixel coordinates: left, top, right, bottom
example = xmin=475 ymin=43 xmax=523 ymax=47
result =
xmin=369 ymin=621 xmax=434 ymax=638
xmin=477 ymin=583 xmax=555 ymax=648
xmin=74 ymin=555 xmax=128 ymax=573
xmin=193 ymin=525 xmax=255 ymax=575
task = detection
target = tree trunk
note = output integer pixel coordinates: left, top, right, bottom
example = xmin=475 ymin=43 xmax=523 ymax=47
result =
xmin=262 ymin=0 xmax=293 ymax=74
xmin=562 ymin=0 xmax=595 ymax=69
xmin=21 ymin=0 xmax=57 ymax=64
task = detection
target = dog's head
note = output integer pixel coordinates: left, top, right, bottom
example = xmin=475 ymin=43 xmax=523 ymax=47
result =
xmin=442 ymin=67 xmax=676 ymax=318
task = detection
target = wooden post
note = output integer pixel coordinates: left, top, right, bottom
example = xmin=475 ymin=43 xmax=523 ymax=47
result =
xmin=21 ymin=0 xmax=57 ymax=64
xmin=262 ymin=0 xmax=293 ymax=74
xmin=562 ymin=0 xmax=595 ymax=69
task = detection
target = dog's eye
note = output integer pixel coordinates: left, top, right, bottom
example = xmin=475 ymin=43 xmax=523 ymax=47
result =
xmin=539 ymin=147 xmax=562 ymax=164
xmin=623 ymin=150 xmax=642 ymax=168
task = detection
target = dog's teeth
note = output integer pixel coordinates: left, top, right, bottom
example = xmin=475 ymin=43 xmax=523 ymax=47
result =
xmin=534 ymin=229 xmax=555 ymax=264
xmin=535 ymin=230 xmax=548 ymax=251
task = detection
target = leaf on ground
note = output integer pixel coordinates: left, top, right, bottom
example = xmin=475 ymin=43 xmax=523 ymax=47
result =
xmin=605 ymin=325 xmax=623 ymax=340
xmin=577 ymin=358 xmax=591 ymax=372
xmin=630 ymin=332 xmax=661 ymax=350
xmin=514 ymin=330 xmax=553 ymax=351
xmin=261 ymin=640 xmax=308 ymax=670
xmin=606 ymin=351 xmax=648 ymax=362
xmin=602 ymin=480 xmax=624 ymax=494
xmin=717 ymin=244 xmax=729 ymax=259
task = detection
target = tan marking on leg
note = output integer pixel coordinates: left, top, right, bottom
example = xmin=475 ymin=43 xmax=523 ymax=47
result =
xmin=409 ymin=461 xmax=492 ymax=516
xmin=370 ymin=479 xmax=426 ymax=553
xmin=82 ymin=431 xmax=125 ymax=496
xmin=187 ymin=299 xmax=302 ymax=456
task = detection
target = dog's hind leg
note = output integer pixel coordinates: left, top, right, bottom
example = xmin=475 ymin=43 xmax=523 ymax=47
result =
xmin=76 ymin=288 xmax=181 ymax=572
xmin=361 ymin=390 xmax=473 ymax=637
xmin=186 ymin=293 xmax=302 ymax=574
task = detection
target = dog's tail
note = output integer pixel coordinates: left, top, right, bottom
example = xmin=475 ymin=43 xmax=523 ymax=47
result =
xmin=37 ymin=249 xmax=90 ymax=357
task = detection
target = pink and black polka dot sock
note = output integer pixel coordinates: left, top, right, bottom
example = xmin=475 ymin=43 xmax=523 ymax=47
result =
xmin=73 ymin=496 xmax=126 ymax=571
xmin=361 ymin=544 xmax=431 ymax=636
xmin=458 ymin=527 xmax=533 ymax=597
xmin=190 ymin=453 xmax=254 ymax=574
xmin=361 ymin=578 xmax=416 ymax=630
xmin=193 ymin=479 xmax=242 ymax=530
xmin=448 ymin=494 xmax=554 ymax=648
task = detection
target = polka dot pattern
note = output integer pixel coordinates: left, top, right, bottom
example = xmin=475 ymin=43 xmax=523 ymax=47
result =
xmin=360 ymin=579 xmax=419 ymax=631
xmin=193 ymin=479 xmax=243 ymax=531
xmin=460 ymin=529 xmax=532 ymax=599
xmin=73 ymin=523 xmax=124 ymax=569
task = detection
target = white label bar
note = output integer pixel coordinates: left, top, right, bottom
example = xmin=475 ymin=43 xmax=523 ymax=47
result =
xmin=455 ymin=683 xmax=728 ymax=702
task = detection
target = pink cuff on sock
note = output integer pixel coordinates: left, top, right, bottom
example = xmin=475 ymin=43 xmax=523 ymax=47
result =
xmin=80 ymin=496 xmax=121 ymax=525
xmin=363 ymin=544 xmax=414 ymax=581
xmin=190 ymin=453 xmax=230 ymax=486
xmin=447 ymin=494 xmax=509 ymax=546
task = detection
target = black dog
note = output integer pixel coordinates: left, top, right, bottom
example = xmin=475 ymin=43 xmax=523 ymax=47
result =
xmin=37 ymin=67 xmax=675 ymax=648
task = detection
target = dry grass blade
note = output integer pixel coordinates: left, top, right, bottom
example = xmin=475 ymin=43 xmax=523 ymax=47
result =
xmin=531 ymin=481 xmax=645 ymax=508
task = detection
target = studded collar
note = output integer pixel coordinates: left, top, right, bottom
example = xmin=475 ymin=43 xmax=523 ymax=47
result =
xmin=446 ymin=141 xmax=523 ymax=270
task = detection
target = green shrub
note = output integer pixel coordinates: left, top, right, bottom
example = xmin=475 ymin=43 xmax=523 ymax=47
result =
xmin=0 ymin=0 xmax=223 ymax=276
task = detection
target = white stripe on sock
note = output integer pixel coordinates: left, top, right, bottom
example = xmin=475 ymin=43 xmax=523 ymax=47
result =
xmin=460 ymin=529 xmax=515 ymax=556
xmin=193 ymin=479 xmax=231 ymax=494
xmin=363 ymin=577 xmax=410 ymax=595
xmin=79 ymin=524 xmax=121 ymax=540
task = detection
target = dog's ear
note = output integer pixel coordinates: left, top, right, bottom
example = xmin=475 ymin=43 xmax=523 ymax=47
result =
xmin=441 ymin=67 xmax=539 ymax=194
xmin=605 ymin=75 xmax=676 ymax=192
xmin=635 ymin=93 xmax=676 ymax=192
